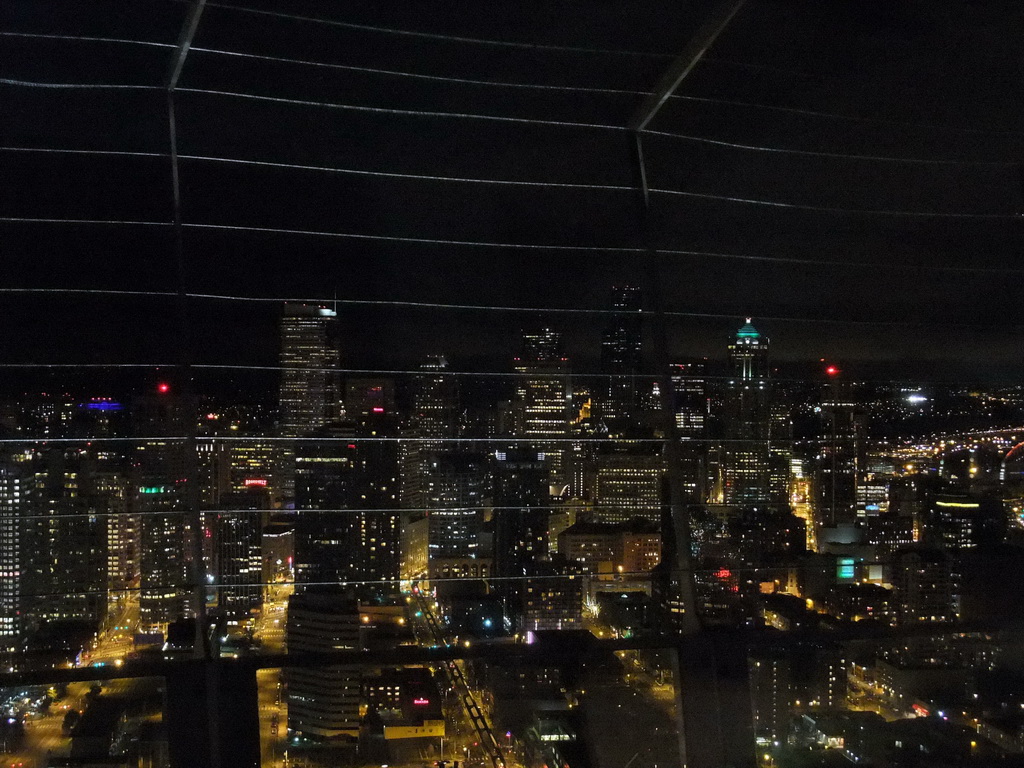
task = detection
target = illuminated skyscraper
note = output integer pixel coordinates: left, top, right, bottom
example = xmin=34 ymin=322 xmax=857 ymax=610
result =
xmin=293 ymin=417 xmax=400 ymax=595
xmin=721 ymin=319 xmax=773 ymax=508
xmin=278 ymin=303 xmax=341 ymax=502
xmin=133 ymin=389 xmax=192 ymax=630
xmin=813 ymin=371 xmax=865 ymax=528
xmin=670 ymin=360 xmax=708 ymax=439
xmin=0 ymin=461 xmax=24 ymax=654
xmin=592 ymin=451 xmax=664 ymax=524
xmin=212 ymin=489 xmax=266 ymax=623
xmin=493 ymin=449 xmax=549 ymax=622
xmin=670 ymin=360 xmax=710 ymax=504
xmin=22 ymin=447 xmax=112 ymax=626
xmin=601 ymin=286 xmax=643 ymax=434
xmin=513 ymin=328 xmax=571 ymax=490
xmin=400 ymin=356 xmax=459 ymax=511
xmin=286 ymin=593 xmax=363 ymax=740
xmin=423 ymin=451 xmax=488 ymax=581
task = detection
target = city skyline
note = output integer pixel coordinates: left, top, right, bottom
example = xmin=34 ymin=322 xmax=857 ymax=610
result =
xmin=4 ymin=1 xmax=1024 ymax=767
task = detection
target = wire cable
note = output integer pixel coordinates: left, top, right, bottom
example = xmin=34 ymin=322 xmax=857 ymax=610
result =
xmin=9 ymin=147 xmax=1022 ymax=229
xmin=0 ymin=278 xmax=1020 ymax=334
xmin=0 ymin=77 xmax=160 ymax=91
xmin=6 ymin=216 xmax=1024 ymax=286
xmin=5 ymin=77 xmax=1016 ymax=168
xmin=191 ymin=0 xmax=673 ymax=59
xmin=4 ymin=360 xmax=1024 ymax=392
xmin=6 ymin=30 xmax=1019 ymax=139
xmin=654 ymin=187 xmax=1018 ymax=220
xmin=4 ymin=148 xmax=1023 ymax=271
xmin=0 ymin=30 xmax=175 ymax=49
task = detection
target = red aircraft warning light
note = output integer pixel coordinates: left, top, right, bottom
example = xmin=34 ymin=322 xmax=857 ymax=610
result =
xmin=825 ymin=365 xmax=839 ymax=377
xmin=157 ymin=382 xmax=171 ymax=393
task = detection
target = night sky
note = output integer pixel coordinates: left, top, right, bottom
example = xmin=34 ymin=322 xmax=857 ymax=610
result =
xmin=2 ymin=0 xmax=1023 ymax=396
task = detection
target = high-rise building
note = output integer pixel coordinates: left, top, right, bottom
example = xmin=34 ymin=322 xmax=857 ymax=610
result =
xmin=513 ymin=328 xmax=571 ymax=490
xmin=103 ymin=468 xmax=136 ymax=612
xmin=293 ymin=418 xmax=401 ymax=595
xmin=522 ymin=560 xmax=584 ymax=632
xmin=592 ymin=451 xmax=664 ymax=524
xmin=670 ymin=360 xmax=707 ymax=438
xmin=344 ymin=379 xmax=396 ymax=428
xmin=891 ymin=547 xmax=959 ymax=624
xmin=294 ymin=422 xmax=361 ymax=591
xmin=813 ymin=372 xmax=866 ymax=528
xmin=493 ymin=449 xmax=549 ymax=621
xmin=133 ymin=389 xmax=192 ymax=631
xmin=601 ymin=286 xmax=643 ymax=435
xmin=721 ymin=319 xmax=773 ymax=508
xmin=0 ymin=460 xmax=24 ymax=654
xmin=749 ymin=650 xmax=794 ymax=741
xmin=286 ymin=593 xmax=363 ymax=740
xmin=353 ymin=408 xmax=401 ymax=590
xmin=400 ymin=356 xmax=459 ymax=512
xmin=278 ymin=303 xmax=341 ymax=503
xmin=424 ymin=451 xmax=489 ymax=581
xmin=21 ymin=447 xmax=113 ymax=627
xmin=212 ymin=489 xmax=267 ymax=623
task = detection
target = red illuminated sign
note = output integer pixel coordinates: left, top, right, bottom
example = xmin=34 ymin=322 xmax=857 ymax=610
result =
xmin=372 ymin=407 xmax=385 ymax=413
xmin=413 ymin=698 xmax=429 ymax=706
xmin=244 ymin=478 xmax=268 ymax=487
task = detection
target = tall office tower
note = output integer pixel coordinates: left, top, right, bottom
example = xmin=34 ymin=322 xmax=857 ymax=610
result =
xmin=592 ymin=450 xmax=665 ymax=524
xmin=670 ymin=361 xmax=708 ymax=438
xmin=353 ymin=407 xmax=401 ymax=591
xmin=813 ymin=372 xmax=866 ymax=529
xmin=278 ymin=303 xmax=341 ymax=503
xmin=400 ymin=356 xmax=459 ymax=511
xmin=670 ymin=361 xmax=711 ymax=504
xmin=197 ymin=439 xmax=232 ymax=509
xmin=133 ymin=388 xmax=191 ymax=631
xmin=748 ymin=650 xmax=794 ymax=742
xmin=768 ymin=399 xmax=794 ymax=506
xmin=21 ymin=448 xmax=112 ymax=627
xmin=293 ymin=421 xmax=361 ymax=591
xmin=344 ymin=379 xmax=396 ymax=428
xmin=212 ymin=489 xmax=267 ymax=623
xmin=286 ymin=593 xmax=363 ymax=741
xmin=294 ymin=417 xmax=401 ymax=594
xmin=721 ymin=319 xmax=773 ymax=508
xmin=423 ymin=451 xmax=489 ymax=580
xmin=891 ymin=547 xmax=959 ymax=624
xmin=102 ymin=468 xmax=136 ymax=610
xmin=600 ymin=286 xmax=643 ymax=435
xmin=228 ymin=440 xmax=277 ymax=494
xmin=513 ymin=328 xmax=572 ymax=491
xmin=492 ymin=449 xmax=549 ymax=626
xmin=522 ymin=561 xmax=584 ymax=632
xmin=0 ymin=461 xmax=24 ymax=654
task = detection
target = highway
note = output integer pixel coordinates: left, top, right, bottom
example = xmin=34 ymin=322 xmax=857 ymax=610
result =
xmin=412 ymin=591 xmax=509 ymax=768
xmin=254 ymin=582 xmax=291 ymax=767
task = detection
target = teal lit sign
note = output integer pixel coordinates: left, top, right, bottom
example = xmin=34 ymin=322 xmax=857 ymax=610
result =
xmin=837 ymin=558 xmax=856 ymax=580
xmin=139 ymin=486 xmax=169 ymax=494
